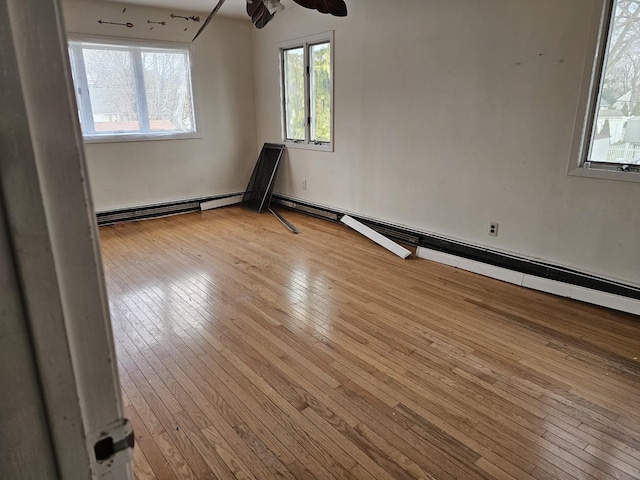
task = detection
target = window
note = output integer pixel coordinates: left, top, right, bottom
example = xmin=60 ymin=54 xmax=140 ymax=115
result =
xmin=67 ymin=37 xmax=197 ymax=142
xmin=279 ymin=32 xmax=333 ymax=150
xmin=571 ymin=0 xmax=640 ymax=181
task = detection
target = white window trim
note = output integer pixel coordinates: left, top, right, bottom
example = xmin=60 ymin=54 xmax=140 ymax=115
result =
xmin=278 ymin=31 xmax=335 ymax=152
xmin=568 ymin=0 xmax=640 ymax=183
xmin=67 ymin=34 xmax=202 ymax=144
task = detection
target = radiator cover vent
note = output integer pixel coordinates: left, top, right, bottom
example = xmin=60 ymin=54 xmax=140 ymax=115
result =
xmin=274 ymin=199 xmax=339 ymax=222
xmin=97 ymin=202 xmax=200 ymax=226
xmin=96 ymin=194 xmax=243 ymax=226
xmin=359 ymin=221 xmax=420 ymax=246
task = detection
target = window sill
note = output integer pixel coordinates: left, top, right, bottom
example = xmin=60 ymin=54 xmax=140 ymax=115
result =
xmin=284 ymin=141 xmax=334 ymax=152
xmin=83 ymin=131 xmax=201 ymax=144
xmin=568 ymin=165 xmax=640 ymax=183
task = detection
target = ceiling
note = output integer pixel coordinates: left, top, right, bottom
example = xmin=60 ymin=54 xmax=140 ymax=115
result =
xmin=108 ymin=0 xmax=297 ymax=17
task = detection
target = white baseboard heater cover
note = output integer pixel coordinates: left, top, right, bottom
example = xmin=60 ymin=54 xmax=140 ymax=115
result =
xmin=416 ymin=247 xmax=640 ymax=316
xmin=200 ymin=195 xmax=243 ymax=211
xmin=341 ymin=215 xmax=411 ymax=259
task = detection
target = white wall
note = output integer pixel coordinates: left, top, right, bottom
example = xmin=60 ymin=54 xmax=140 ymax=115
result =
xmin=62 ymin=0 xmax=258 ymax=211
xmin=251 ymin=0 xmax=640 ymax=287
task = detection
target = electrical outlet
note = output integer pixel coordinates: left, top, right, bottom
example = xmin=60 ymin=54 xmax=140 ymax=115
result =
xmin=302 ymin=179 xmax=307 ymax=190
xmin=489 ymin=222 xmax=499 ymax=237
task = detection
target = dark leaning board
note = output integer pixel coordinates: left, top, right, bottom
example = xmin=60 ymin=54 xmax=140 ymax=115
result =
xmin=242 ymin=143 xmax=285 ymax=213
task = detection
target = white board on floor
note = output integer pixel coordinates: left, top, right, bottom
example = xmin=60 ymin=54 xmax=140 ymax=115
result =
xmin=341 ymin=215 xmax=411 ymax=259
xmin=200 ymin=195 xmax=242 ymax=211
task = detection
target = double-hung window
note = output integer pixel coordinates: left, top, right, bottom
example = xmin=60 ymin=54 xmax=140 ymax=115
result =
xmin=68 ymin=37 xmax=197 ymax=142
xmin=571 ymin=0 xmax=640 ymax=181
xmin=279 ymin=32 xmax=334 ymax=151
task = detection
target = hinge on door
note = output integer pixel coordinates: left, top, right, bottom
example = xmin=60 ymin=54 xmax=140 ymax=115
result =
xmin=89 ymin=418 xmax=134 ymax=477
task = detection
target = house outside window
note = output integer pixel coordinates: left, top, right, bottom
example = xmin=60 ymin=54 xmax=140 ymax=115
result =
xmin=279 ymin=32 xmax=334 ymax=151
xmin=68 ymin=37 xmax=198 ymax=143
xmin=570 ymin=0 xmax=640 ymax=181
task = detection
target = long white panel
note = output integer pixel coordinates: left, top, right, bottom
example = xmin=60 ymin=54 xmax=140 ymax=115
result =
xmin=341 ymin=215 xmax=411 ymax=259
xmin=200 ymin=195 xmax=243 ymax=211
xmin=522 ymin=275 xmax=640 ymax=316
xmin=416 ymin=246 xmax=640 ymax=316
xmin=416 ymin=247 xmax=525 ymax=286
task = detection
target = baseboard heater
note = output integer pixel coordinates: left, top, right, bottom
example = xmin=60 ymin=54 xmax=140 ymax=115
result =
xmin=94 ymin=193 xmax=640 ymax=314
xmin=271 ymin=194 xmax=640 ymax=315
xmin=95 ymin=192 xmax=243 ymax=226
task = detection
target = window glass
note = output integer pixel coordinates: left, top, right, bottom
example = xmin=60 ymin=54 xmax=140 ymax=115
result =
xmin=279 ymin=33 xmax=333 ymax=149
xmin=589 ymin=0 xmax=640 ymax=165
xmin=310 ymin=42 xmax=331 ymax=143
xmin=283 ymin=47 xmax=306 ymax=141
xmin=141 ymin=50 xmax=193 ymax=132
xmin=84 ymin=47 xmax=139 ymax=133
xmin=68 ymin=39 xmax=196 ymax=140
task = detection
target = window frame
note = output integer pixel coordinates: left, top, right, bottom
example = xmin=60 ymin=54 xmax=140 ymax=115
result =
xmin=568 ymin=0 xmax=640 ymax=182
xmin=278 ymin=31 xmax=334 ymax=152
xmin=67 ymin=34 xmax=201 ymax=144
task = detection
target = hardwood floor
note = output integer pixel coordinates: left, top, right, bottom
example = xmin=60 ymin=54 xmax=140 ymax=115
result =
xmin=99 ymin=207 xmax=640 ymax=480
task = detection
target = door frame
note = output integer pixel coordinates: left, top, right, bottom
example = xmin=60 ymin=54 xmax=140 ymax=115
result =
xmin=0 ymin=0 xmax=131 ymax=478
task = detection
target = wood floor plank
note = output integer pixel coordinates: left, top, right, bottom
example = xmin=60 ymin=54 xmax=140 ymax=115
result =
xmin=131 ymin=438 xmax=157 ymax=480
xmin=173 ymin=411 xmax=238 ymax=480
xmin=126 ymin=406 xmax=178 ymax=480
xmin=100 ymin=208 xmax=640 ymax=480
xmin=175 ymin=329 xmax=338 ymax=477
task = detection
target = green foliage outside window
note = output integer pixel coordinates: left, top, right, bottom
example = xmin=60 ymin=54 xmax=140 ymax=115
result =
xmin=283 ymin=40 xmax=331 ymax=144
xmin=311 ymin=43 xmax=331 ymax=143
xmin=284 ymin=48 xmax=305 ymax=140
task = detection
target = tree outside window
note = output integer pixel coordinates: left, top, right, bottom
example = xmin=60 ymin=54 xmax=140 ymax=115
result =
xmin=280 ymin=33 xmax=333 ymax=150
xmin=68 ymin=39 xmax=197 ymax=141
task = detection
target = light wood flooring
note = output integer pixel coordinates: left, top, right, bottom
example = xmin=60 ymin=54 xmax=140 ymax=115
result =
xmin=99 ymin=206 xmax=640 ymax=480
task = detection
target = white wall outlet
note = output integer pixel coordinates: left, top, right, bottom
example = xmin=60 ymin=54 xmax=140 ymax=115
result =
xmin=302 ymin=179 xmax=307 ymax=190
xmin=489 ymin=222 xmax=499 ymax=237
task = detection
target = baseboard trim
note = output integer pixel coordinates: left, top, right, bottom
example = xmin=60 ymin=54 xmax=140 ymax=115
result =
xmin=95 ymin=193 xmax=640 ymax=313
xmin=96 ymin=192 xmax=244 ymax=226
xmin=416 ymin=247 xmax=640 ymax=316
xmin=271 ymin=194 xmax=640 ymax=310
xmin=200 ymin=194 xmax=243 ymax=211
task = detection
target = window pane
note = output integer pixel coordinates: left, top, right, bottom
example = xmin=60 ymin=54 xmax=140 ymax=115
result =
xmin=83 ymin=48 xmax=140 ymax=133
xmin=589 ymin=0 xmax=640 ymax=164
xmin=310 ymin=42 xmax=331 ymax=143
xmin=283 ymin=47 xmax=305 ymax=141
xmin=142 ymin=50 xmax=194 ymax=132
xmin=68 ymin=40 xmax=198 ymax=139
xmin=67 ymin=48 xmax=85 ymax=131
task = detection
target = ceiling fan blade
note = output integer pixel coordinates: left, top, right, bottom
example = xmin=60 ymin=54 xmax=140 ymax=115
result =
xmin=247 ymin=0 xmax=275 ymax=29
xmin=292 ymin=0 xmax=347 ymax=17
xmin=263 ymin=0 xmax=285 ymax=15
xmin=330 ymin=0 xmax=347 ymax=15
xmin=192 ymin=0 xmax=227 ymax=42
